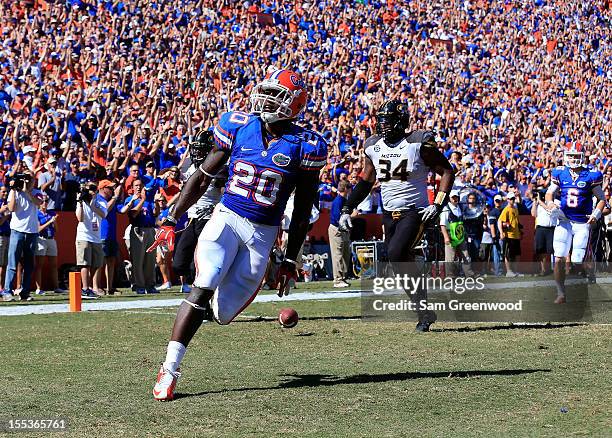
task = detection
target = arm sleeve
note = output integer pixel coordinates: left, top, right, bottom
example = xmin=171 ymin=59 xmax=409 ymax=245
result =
xmin=551 ymin=168 xmax=561 ymax=186
xmin=344 ymin=179 xmax=374 ymax=211
xmin=212 ymin=112 xmax=240 ymax=151
xmin=546 ymin=182 xmax=559 ymax=196
xmin=591 ymin=170 xmax=603 ymax=187
xmin=299 ymin=133 xmax=328 ymax=171
xmin=420 ymin=130 xmax=437 ymax=147
xmin=592 ymin=184 xmax=605 ymax=202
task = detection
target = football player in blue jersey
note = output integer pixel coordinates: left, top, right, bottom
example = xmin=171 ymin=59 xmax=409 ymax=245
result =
xmin=545 ymin=144 xmax=606 ymax=304
xmin=148 ymin=69 xmax=328 ymax=401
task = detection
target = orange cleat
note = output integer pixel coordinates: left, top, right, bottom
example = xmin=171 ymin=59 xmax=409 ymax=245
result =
xmin=153 ymin=365 xmax=181 ymax=401
xmin=554 ymin=295 xmax=566 ymax=304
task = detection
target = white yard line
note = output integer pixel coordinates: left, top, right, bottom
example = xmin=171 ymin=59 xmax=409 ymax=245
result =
xmin=0 ymin=277 xmax=608 ymax=317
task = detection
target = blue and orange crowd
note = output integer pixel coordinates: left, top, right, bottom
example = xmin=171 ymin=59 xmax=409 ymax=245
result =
xmin=0 ymin=0 xmax=610 ymax=213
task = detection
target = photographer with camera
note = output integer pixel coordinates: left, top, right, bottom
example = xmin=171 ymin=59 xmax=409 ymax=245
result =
xmin=75 ymin=181 xmax=108 ymax=299
xmin=531 ymin=187 xmax=556 ymax=276
xmin=2 ymin=172 xmax=41 ymax=301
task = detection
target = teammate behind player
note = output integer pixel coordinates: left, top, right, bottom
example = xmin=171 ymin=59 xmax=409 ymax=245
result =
xmin=545 ymin=144 xmax=606 ymax=304
xmin=339 ymin=99 xmax=455 ymax=331
xmin=171 ymin=130 xmax=227 ymax=293
xmin=148 ymin=69 xmax=328 ymax=400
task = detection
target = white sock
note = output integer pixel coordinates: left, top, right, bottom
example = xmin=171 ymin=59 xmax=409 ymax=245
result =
xmin=163 ymin=341 xmax=186 ymax=373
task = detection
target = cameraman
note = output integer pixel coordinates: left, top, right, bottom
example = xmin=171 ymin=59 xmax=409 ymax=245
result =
xmin=75 ymin=181 xmax=107 ymax=299
xmin=2 ymin=172 xmax=40 ymax=301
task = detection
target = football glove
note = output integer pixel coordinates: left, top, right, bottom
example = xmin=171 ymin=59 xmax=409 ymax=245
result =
xmin=275 ymin=259 xmax=298 ymax=297
xmin=339 ymin=207 xmax=353 ymax=231
xmin=421 ymin=204 xmax=442 ymax=223
xmin=147 ymin=218 xmax=176 ymax=253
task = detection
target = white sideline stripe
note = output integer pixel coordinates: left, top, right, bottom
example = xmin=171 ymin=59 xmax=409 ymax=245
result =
xmin=0 ymin=291 xmax=363 ymax=317
xmin=0 ymin=277 xmax=606 ymax=317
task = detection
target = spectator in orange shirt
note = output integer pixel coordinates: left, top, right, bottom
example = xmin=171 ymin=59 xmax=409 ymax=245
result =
xmin=159 ymin=167 xmax=181 ymax=206
xmin=124 ymin=164 xmax=140 ymax=196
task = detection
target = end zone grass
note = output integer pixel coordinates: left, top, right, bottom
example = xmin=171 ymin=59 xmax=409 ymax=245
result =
xmin=2 ymin=293 xmax=610 ymax=437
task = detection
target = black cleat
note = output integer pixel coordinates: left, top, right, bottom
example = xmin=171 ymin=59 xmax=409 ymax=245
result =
xmin=204 ymin=304 xmax=214 ymax=322
xmin=415 ymin=311 xmax=437 ymax=332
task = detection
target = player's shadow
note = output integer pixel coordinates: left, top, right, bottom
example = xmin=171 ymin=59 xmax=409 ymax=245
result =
xmin=174 ymin=368 xmax=550 ymax=399
xmin=430 ymin=322 xmax=586 ymax=333
xmin=299 ymin=315 xmax=363 ymax=321
xmin=235 ymin=315 xmax=363 ymax=323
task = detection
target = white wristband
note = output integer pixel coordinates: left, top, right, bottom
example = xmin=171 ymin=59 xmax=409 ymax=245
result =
xmin=591 ymin=208 xmax=602 ymax=220
xmin=198 ymin=164 xmax=215 ymax=178
xmin=284 ymin=258 xmax=297 ymax=265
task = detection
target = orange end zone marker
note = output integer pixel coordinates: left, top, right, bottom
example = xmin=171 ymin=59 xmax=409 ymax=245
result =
xmin=69 ymin=271 xmax=82 ymax=312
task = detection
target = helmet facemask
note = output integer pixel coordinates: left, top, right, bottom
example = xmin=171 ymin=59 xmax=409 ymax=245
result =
xmin=190 ymin=131 xmax=213 ymax=167
xmin=250 ymin=83 xmax=296 ymax=123
xmin=376 ymin=113 xmax=408 ymax=144
xmin=564 ymin=151 xmax=584 ymax=169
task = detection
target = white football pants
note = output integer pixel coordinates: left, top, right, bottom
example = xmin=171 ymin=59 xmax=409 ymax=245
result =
xmin=193 ymin=204 xmax=278 ymax=324
xmin=553 ymin=220 xmax=590 ymax=263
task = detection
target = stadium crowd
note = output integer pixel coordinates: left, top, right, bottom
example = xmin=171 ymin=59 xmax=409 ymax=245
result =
xmin=0 ymin=0 xmax=610 ymax=297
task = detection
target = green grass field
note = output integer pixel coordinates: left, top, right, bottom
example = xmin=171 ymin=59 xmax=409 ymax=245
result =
xmin=2 ymin=283 xmax=611 ymax=437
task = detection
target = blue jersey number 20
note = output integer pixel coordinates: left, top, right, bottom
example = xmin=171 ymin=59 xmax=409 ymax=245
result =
xmin=227 ymin=161 xmax=283 ymax=206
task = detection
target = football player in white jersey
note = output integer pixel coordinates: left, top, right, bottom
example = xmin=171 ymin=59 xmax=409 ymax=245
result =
xmin=172 ymin=130 xmax=227 ymax=295
xmin=340 ymin=99 xmax=455 ymax=331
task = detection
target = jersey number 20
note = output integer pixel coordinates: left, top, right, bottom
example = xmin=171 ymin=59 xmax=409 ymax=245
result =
xmin=228 ymin=161 xmax=282 ymax=206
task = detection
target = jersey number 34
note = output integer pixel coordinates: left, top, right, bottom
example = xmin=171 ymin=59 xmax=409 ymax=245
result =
xmin=379 ymin=159 xmax=411 ymax=182
xmin=227 ymin=161 xmax=282 ymax=206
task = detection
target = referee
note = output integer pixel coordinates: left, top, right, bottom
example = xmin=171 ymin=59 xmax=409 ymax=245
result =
xmin=172 ymin=130 xmax=227 ymax=293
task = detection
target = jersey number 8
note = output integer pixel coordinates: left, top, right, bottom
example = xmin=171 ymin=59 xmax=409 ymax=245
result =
xmin=228 ymin=161 xmax=282 ymax=206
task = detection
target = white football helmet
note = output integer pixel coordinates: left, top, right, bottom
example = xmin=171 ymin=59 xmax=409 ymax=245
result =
xmin=563 ymin=144 xmax=584 ymax=169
